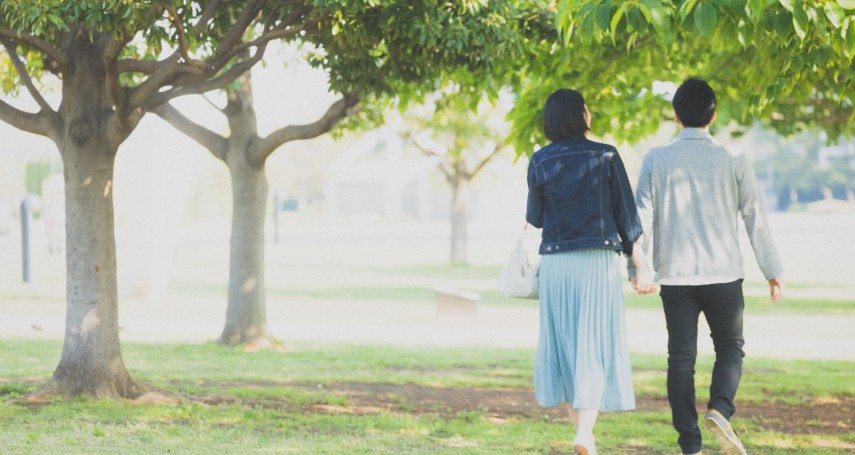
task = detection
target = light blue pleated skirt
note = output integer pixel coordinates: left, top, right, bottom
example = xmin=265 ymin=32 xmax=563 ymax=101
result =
xmin=534 ymin=248 xmax=635 ymax=411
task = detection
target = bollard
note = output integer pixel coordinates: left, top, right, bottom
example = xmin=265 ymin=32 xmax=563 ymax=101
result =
xmin=20 ymin=198 xmax=30 ymax=283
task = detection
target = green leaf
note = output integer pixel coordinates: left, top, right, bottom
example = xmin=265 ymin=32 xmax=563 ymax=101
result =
xmin=793 ymin=6 xmax=808 ymax=40
xmin=610 ymin=3 xmax=627 ymax=35
xmin=747 ymin=0 xmax=767 ymax=23
xmin=579 ymin=12 xmax=595 ymax=42
xmin=774 ymin=11 xmax=793 ymax=38
xmin=825 ymin=2 xmax=846 ymax=28
xmin=737 ymin=20 xmax=753 ymax=47
xmin=596 ymin=1 xmax=612 ymax=33
xmin=714 ymin=0 xmax=744 ymax=17
xmin=779 ymin=0 xmax=795 ymax=12
xmin=836 ymin=0 xmax=855 ymax=10
xmin=648 ymin=5 xmax=672 ymax=36
xmin=846 ymin=18 xmax=855 ymax=56
xmin=694 ymin=3 xmax=718 ymax=37
xmin=678 ymin=0 xmax=699 ymax=23
xmin=628 ymin=7 xmax=647 ymax=32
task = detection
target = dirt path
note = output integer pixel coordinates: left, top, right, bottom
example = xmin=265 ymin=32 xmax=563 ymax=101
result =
xmin=188 ymin=381 xmax=855 ymax=455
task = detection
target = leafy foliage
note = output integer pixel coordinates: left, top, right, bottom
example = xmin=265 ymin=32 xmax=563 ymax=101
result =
xmin=510 ymin=1 xmax=855 ymax=155
xmin=304 ymin=0 xmax=550 ymax=110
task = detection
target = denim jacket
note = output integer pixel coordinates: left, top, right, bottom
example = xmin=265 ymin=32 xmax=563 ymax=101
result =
xmin=526 ymin=137 xmax=642 ymax=256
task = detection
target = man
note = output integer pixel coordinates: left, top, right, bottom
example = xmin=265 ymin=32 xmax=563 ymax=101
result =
xmin=629 ymin=78 xmax=784 ymax=455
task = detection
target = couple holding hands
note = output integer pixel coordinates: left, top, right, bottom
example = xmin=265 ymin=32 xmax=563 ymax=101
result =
xmin=525 ymin=78 xmax=784 ymax=455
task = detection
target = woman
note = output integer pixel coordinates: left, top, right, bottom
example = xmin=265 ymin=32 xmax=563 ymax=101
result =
xmin=526 ymin=89 xmax=654 ymax=455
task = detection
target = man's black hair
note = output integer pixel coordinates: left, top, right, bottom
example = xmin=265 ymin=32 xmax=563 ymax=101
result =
xmin=672 ymin=78 xmax=716 ymax=128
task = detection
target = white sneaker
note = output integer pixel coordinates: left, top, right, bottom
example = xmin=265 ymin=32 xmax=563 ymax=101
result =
xmin=704 ymin=409 xmax=747 ymax=455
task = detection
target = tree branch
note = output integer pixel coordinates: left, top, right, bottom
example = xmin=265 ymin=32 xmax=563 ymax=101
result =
xmin=103 ymin=38 xmax=129 ymax=110
xmin=0 ymin=98 xmax=56 ymax=138
xmin=202 ymin=93 xmax=227 ymax=114
xmin=409 ymin=134 xmax=455 ymax=180
xmin=126 ymin=62 xmax=208 ymax=110
xmin=153 ymin=102 xmax=229 ymax=161
xmin=117 ymin=54 xmax=180 ymax=75
xmin=117 ymin=58 xmax=157 ymax=74
xmin=164 ymin=4 xmax=208 ymax=71
xmin=193 ymin=0 xmax=224 ymax=37
xmin=143 ymin=44 xmax=268 ymax=111
xmin=469 ymin=142 xmax=504 ymax=179
xmin=0 ymin=26 xmax=68 ymax=69
xmin=1 ymin=39 xmax=53 ymax=113
xmin=253 ymin=92 xmax=358 ymax=163
xmin=210 ymin=13 xmax=313 ymax=73
xmin=212 ymin=0 xmax=266 ymax=65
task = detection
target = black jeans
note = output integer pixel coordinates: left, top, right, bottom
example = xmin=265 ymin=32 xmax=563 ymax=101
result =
xmin=661 ymin=280 xmax=745 ymax=454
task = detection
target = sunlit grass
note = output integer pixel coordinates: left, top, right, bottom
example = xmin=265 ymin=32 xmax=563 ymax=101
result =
xmin=1 ymin=340 xmax=852 ymax=454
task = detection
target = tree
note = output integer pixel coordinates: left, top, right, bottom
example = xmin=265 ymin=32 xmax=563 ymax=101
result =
xmin=154 ymin=61 xmax=356 ymax=348
xmin=150 ymin=1 xmax=549 ymax=347
xmin=0 ymin=1 xmax=319 ymax=399
xmin=508 ymin=1 xmax=855 ymax=153
xmin=404 ymin=92 xmax=509 ymax=264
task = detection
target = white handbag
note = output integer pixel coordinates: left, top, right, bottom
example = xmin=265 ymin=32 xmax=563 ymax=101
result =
xmin=497 ymin=227 xmax=540 ymax=299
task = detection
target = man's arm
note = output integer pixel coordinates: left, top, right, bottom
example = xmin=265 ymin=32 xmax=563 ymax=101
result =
xmin=737 ymin=154 xmax=784 ymax=300
xmin=628 ymin=154 xmax=654 ymax=280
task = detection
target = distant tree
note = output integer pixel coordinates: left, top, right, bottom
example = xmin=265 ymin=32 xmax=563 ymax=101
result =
xmin=154 ymin=62 xmax=356 ymax=348
xmin=403 ymin=91 xmax=509 ymax=264
xmin=749 ymin=128 xmax=855 ymax=209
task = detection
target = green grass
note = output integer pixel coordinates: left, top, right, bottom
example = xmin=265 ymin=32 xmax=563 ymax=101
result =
xmin=1 ymin=339 xmax=852 ymax=454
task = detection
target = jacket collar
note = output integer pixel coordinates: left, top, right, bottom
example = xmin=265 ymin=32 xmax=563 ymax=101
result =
xmin=676 ymin=127 xmax=712 ymax=140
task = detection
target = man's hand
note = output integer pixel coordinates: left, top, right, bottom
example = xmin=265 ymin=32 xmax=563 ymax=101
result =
xmin=768 ymin=275 xmax=784 ymax=303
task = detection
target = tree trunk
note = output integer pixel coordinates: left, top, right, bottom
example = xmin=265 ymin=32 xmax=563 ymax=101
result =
xmin=450 ymin=176 xmax=471 ymax=264
xmin=31 ymin=34 xmax=146 ymax=399
xmin=44 ymin=141 xmax=146 ymax=398
xmin=216 ymin=71 xmax=274 ymax=347
xmin=218 ymin=146 xmax=273 ymax=347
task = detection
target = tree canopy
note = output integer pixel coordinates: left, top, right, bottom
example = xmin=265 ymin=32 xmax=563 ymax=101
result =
xmin=510 ymin=0 xmax=855 ymax=154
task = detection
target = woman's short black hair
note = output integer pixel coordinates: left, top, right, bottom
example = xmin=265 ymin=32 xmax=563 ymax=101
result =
xmin=672 ymin=78 xmax=716 ymax=127
xmin=543 ymin=88 xmax=589 ymax=142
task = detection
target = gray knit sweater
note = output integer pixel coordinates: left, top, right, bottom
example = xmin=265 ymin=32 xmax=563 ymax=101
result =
xmin=628 ymin=128 xmax=783 ymax=283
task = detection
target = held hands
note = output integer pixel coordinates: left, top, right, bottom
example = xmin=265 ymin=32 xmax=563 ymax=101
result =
xmin=631 ymin=267 xmax=657 ymax=295
xmin=768 ymin=275 xmax=784 ymax=303
xmin=629 ymin=241 xmax=656 ymax=294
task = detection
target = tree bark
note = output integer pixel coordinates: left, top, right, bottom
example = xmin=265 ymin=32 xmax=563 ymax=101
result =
xmin=30 ymin=33 xmax=146 ymax=399
xmin=450 ymin=175 xmax=471 ymax=264
xmin=219 ymin=143 xmax=273 ymax=347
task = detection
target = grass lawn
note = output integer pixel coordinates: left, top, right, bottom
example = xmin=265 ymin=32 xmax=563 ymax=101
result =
xmin=1 ymin=340 xmax=852 ymax=454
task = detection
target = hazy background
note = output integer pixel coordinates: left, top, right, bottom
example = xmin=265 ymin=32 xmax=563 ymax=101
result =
xmin=2 ymin=44 xmax=853 ymax=361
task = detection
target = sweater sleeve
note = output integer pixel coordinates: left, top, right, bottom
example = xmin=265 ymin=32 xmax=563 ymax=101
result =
xmin=737 ymin=154 xmax=784 ymax=280
xmin=628 ymin=154 xmax=654 ymax=279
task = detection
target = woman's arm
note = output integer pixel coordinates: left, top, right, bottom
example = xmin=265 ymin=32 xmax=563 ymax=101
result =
xmin=525 ymin=161 xmax=544 ymax=228
xmin=608 ymin=150 xmax=642 ymax=256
